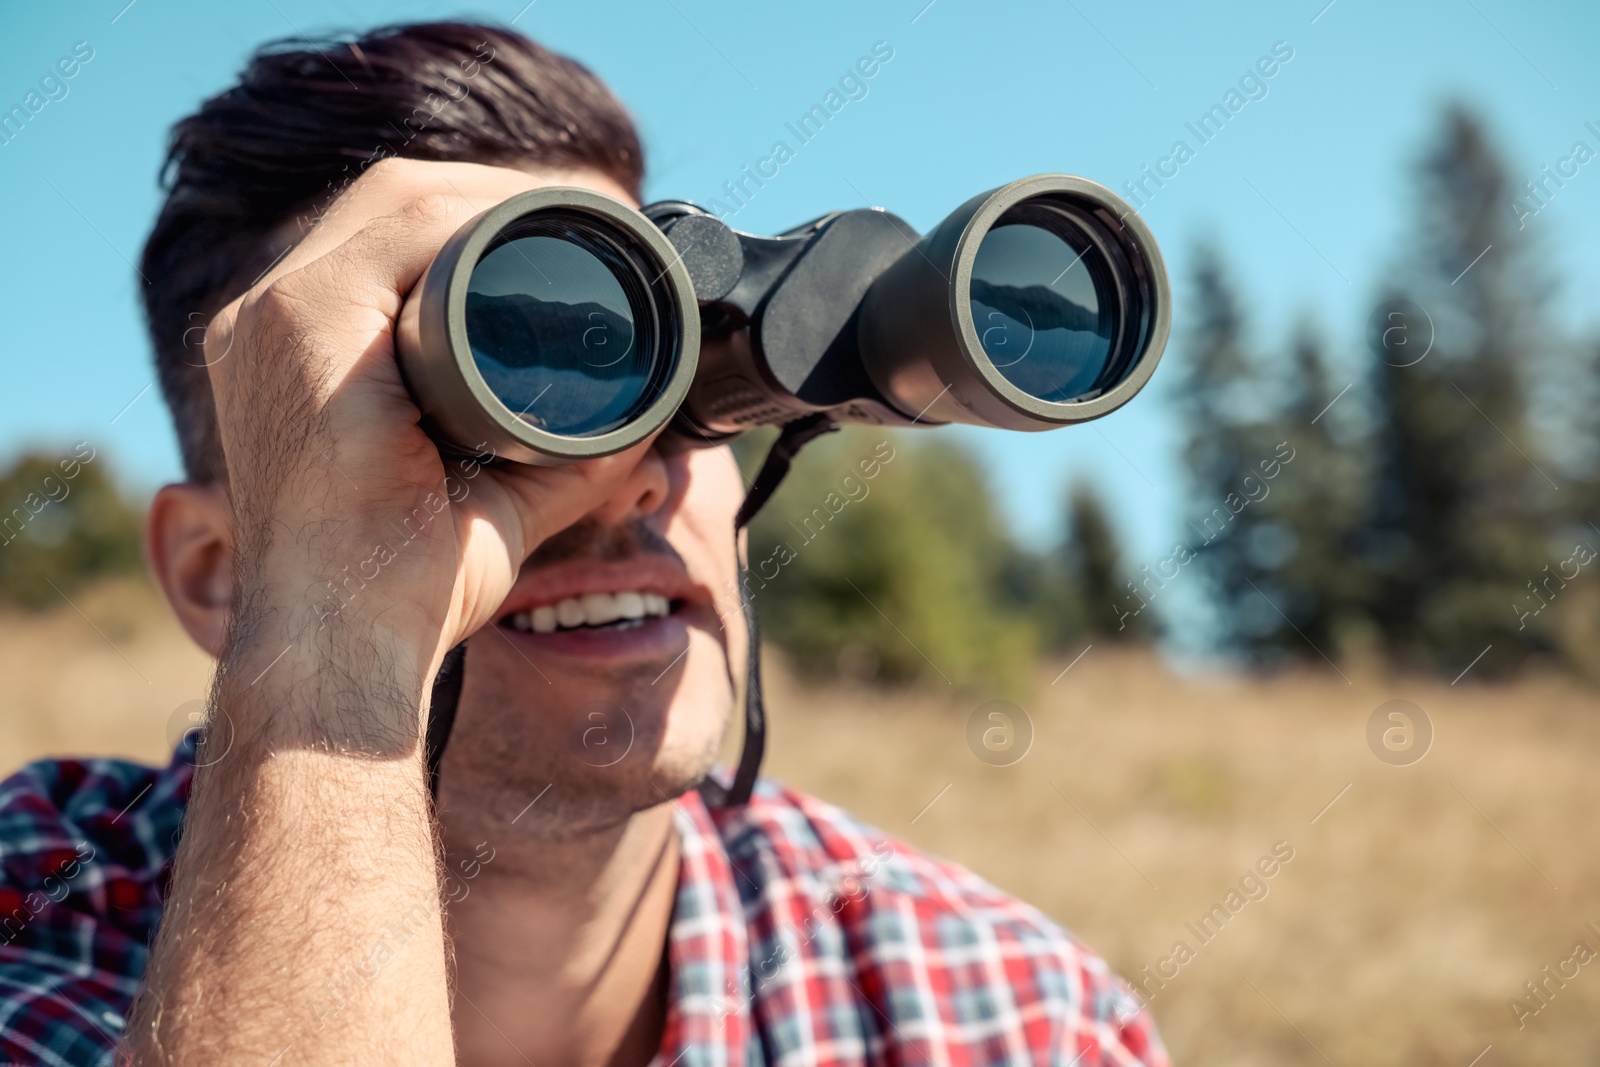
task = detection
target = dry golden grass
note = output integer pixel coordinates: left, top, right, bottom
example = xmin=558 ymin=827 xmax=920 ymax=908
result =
xmin=4 ymin=582 xmax=1598 ymax=1065
xmin=762 ymin=649 xmax=1600 ymax=1066
xmin=0 ymin=578 xmax=211 ymax=771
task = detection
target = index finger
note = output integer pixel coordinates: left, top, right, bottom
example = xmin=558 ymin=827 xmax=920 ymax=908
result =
xmin=246 ymin=161 xmax=542 ymax=316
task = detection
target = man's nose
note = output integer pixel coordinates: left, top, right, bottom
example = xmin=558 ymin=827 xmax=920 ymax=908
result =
xmin=586 ymin=441 xmax=671 ymax=526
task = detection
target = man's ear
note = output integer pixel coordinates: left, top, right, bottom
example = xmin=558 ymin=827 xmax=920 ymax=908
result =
xmin=144 ymin=482 xmax=233 ymax=657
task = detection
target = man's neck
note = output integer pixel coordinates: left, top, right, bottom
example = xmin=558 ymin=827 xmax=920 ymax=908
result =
xmin=438 ymin=798 xmax=682 ymax=1067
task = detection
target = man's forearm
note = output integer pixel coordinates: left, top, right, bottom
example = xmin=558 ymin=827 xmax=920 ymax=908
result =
xmin=125 ymin=627 xmax=455 ymax=1066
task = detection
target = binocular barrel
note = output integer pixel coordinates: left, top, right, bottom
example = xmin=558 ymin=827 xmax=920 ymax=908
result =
xmin=395 ymin=176 xmax=1170 ymax=465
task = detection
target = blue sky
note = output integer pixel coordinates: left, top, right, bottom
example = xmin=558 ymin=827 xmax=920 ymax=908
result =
xmin=3 ymin=0 xmax=1598 ymax=575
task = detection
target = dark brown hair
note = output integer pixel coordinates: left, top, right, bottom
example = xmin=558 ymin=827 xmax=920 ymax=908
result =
xmin=139 ymin=21 xmax=645 ymax=483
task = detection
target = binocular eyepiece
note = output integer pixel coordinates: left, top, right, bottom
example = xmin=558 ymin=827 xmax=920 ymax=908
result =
xmin=395 ymin=175 xmax=1170 ymax=465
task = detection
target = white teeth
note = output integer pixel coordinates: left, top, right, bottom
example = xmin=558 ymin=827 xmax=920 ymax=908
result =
xmin=581 ymin=592 xmax=620 ymax=626
xmin=511 ymin=591 xmax=674 ymax=633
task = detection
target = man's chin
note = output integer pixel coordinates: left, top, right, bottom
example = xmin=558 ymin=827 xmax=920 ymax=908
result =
xmin=438 ymin=643 xmax=734 ymax=840
xmin=465 ymin=740 xmax=721 ymax=844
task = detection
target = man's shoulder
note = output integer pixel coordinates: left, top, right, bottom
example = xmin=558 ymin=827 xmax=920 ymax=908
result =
xmin=0 ymin=748 xmax=192 ymax=1066
xmin=712 ymin=778 xmax=1116 ymax=964
xmin=693 ymin=779 xmax=1169 ymax=1066
xmin=0 ymin=748 xmax=190 ymax=884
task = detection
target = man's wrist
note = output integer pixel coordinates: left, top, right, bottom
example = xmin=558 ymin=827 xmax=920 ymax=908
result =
xmin=215 ymin=599 xmax=437 ymax=758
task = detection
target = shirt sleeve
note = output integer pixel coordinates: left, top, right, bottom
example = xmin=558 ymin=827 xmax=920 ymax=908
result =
xmin=0 ymin=932 xmax=128 ymax=1067
xmin=0 ymin=751 xmax=191 ymax=1067
xmin=1089 ymin=984 xmax=1172 ymax=1066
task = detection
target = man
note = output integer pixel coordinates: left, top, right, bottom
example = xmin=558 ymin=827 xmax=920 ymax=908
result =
xmin=0 ymin=21 xmax=1168 ymax=1067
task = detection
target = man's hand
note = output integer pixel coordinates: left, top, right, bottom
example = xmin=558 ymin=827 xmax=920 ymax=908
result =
xmin=125 ymin=158 xmax=645 ymax=1066
xmin=206 ymin=157 xmax=651 ymax=716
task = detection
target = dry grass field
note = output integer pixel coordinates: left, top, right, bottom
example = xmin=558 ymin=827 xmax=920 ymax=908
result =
xmin=5 ymin=578 xmax=1599 ymax=1065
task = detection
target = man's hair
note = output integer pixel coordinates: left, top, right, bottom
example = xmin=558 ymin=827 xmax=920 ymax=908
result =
xmin=139 ymin=21 xmax=645 ymax=484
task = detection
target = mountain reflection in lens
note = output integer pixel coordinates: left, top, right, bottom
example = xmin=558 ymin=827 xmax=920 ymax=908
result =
xmin=969 ymin=219 xmax=1117 ymax=403
xmin=466 ymin=228 xmax=655 ymax=437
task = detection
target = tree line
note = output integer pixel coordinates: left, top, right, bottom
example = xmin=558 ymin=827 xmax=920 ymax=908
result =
xmin=1171 ymin=104 xmax=1600 ymax=682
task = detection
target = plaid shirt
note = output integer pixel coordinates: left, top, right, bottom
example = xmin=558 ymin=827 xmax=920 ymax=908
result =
xmin=0 ymin=741 xmax=1168 ymax=1066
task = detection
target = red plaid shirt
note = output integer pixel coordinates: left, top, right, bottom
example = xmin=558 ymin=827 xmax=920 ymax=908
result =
xmin=0 ymin=742 xmax=1168 ymax=1066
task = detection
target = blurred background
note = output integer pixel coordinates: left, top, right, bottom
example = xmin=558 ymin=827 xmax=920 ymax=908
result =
xmin=3 ymin=0 xmax=1600 ymax=1062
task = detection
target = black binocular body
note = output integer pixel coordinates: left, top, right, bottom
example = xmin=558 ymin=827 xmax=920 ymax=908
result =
xmin=395 ymin=175 xmax=1170 ymax=465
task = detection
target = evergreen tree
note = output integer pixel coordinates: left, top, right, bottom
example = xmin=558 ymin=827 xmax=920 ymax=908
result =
xmin=1009 ymin=478 xmax=1139 ymax=651
xmin=1169 ymin=243 xmax=1263 ymax=652
xmin=1360 ymin=105 xmax=1553 ymax=677
xmin=1235 ymin=320 xmax=1372 ymax=665
xmin=1063 ymin=480 xmax=1140 ymax=641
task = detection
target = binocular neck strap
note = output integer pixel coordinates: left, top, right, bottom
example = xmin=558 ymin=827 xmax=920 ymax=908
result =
xmin=703 ymin=413 xmax=839 ymax=808
xmin=426 ymin=641 xmax=468 ymax=800
xmin=425 ymin=413 xmax=839 ymax=809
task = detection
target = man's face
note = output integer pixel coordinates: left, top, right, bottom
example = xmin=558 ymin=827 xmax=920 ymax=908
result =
xmin=439 ymin=441 xmax=746 ymax=836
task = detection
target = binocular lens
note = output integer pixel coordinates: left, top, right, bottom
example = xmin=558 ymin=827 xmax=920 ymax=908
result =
xmin=466 ymin=216 xmax=664 ymax=437
xmin=396 ymin=188 xmax=699 ymax=466
xmin=969 ymin=210 xmax=1119 ymax=404
xmin=857 ymin=176 xmax=1166 ymax=432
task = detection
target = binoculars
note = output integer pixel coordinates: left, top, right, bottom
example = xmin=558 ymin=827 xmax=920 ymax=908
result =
xmin=395 ymin=175 xmax=1170 ymax=465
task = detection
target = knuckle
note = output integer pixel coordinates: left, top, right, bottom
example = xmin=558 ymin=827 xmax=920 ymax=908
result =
xmin=249 ymin=273 xmax=313 ymax=322
xmin=237 ymin=271 xmax=318 ymax=346
xmin=199 ymin=307 xmax=238 ymax=366
xmin=361 ymin=155 xmax=423 ymax=185
xmin=403 ymin=192 xmax=462 ymax=228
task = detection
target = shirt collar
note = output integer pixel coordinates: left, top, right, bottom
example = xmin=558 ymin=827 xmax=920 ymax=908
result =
xmin=654 ymin=787 xmax=754 ymax=1067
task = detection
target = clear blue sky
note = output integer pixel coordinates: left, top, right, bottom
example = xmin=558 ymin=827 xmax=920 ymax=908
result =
xmin=3 ymin=0 xmax=1598 ymax=574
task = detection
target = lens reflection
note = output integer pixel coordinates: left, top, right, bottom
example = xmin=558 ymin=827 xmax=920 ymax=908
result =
xmin=969 ymin=219 xmax=1117 ymax=402
xmin=466 ymin=227 xmax=656 ymax=436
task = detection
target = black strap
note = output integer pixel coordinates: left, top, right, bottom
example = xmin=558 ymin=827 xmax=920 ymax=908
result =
xmin=424 ymin=414 xmax=837 ymax=809
xmin=697 ymin=573 xmax=765 ymax=808
xmin=734 ymin=413 xmax=840 ymax=529
xmin=701 ymin=414 xmax=838 ymax=807
xmin=425 ymin=641 xmax=468 ymax=801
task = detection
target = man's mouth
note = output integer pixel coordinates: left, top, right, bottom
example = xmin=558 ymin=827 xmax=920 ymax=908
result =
xmin=487 ymin=549 xmax=710 ymax=665
xmin=501 ymin=591 xmax=679 ymax=634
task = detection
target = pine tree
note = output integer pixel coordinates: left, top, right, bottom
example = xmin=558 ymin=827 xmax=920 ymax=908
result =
xmin=1236 ymin=319 xmax=1371 ymax=665
xmin=1169 ymin=243 xmax=1262 ymax=653
xmin=1063 ymin=480 xmax=1140 ymax=641
xmin=1360 ymin=105 xmax=1554 ymax=677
